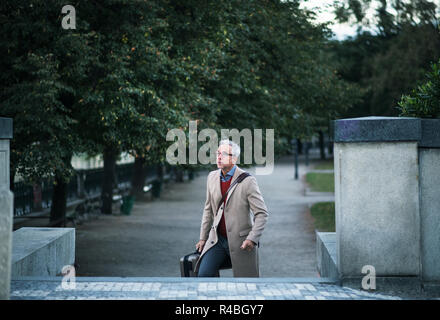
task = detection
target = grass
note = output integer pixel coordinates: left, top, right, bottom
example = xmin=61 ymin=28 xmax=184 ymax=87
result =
xmin=313 ymin=160 xmax=334 ymax=170
xmin=305 ymin=172 xmax=334 ymax=192
xmin=310 ymin=202 xmax=335 ymax=232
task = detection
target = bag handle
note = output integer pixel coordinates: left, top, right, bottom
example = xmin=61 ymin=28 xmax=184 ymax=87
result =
xmin=216 ymin=172 xmax=251 ymax=214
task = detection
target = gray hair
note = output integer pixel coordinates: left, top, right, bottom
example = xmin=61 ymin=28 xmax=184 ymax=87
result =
xmin=219 ymin=139 xmax=241 ymax=158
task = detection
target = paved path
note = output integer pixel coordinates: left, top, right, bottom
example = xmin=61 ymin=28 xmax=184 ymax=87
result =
xmin=74 ymin=153 xmax=333 ymax=277
xmin=10 ymin=277 xmax=401 ymax=300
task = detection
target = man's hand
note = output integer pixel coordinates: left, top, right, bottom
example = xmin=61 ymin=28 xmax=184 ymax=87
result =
xmin=240 ymin=239 xmax=256 ymax=251
xmin=195 ymin=240 xmax=206 ymax=253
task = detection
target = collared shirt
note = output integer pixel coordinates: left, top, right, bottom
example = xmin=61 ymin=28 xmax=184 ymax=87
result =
xmin=220 ymin=165 xmax=236 ymax=182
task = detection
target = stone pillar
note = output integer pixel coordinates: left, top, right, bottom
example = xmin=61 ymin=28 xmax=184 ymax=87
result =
xmin=418 ymin=119 xmax=440 ymax=285
xmin=334 ymin=117 xmax=422 ymax=285
xmin=0 ymin=117 xmax=13 ymax=300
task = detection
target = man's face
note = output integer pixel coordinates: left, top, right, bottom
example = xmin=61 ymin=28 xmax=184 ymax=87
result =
xmin=216 ymin=144 xmax=236 ymax=169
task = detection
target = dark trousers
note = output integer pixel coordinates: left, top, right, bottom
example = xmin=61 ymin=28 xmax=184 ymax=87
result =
xmin=197 ymin=231 xmax=231 ymax=277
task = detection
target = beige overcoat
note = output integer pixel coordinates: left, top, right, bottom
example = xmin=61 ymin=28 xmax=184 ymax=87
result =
xmin=194 ymin=165 xmax=269 ymax=277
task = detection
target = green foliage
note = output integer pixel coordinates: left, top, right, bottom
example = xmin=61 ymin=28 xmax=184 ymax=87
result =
xmin=0 ymin=0 xmax=93 ymax=182
xmin=306 ymin=172 xmax=334 ymax=193
xmin=398 ymin=59 xmax=440 ymax=118
xmin=310 ymin=202 xmax=335 ymax=232
xmin=329 ymin=1 xmax=440 ymax=118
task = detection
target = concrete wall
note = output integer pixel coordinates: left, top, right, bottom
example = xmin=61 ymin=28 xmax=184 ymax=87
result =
xmin=0 ymin=119 xmax=13 ymax=300
xmin=335 ymin=142 xmax=421 ymax=277
xmin=327 ymin=116 xmax=440 ymax=293
xmin=0 ymin=190 xmax=13 ymax=300
xmin=419 ymin=148 xmax=440 ymax=281
xmin=12 ymin=228 xmax=75 ymax=277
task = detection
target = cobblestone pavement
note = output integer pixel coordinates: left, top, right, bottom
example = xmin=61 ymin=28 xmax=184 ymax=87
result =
xmin=10 ymin=277 xmax=403 ymax=300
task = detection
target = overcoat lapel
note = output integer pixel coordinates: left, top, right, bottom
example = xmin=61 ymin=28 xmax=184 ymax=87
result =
xmin=212 ymin=169 xmax=222 ymax=214
xmin=214 ymin=166 xmax=248 ymax=216
xmin=212 ymin=165 xmax=244 ymax=215
xmin=224 ymin=166 xmax=244 ymax=209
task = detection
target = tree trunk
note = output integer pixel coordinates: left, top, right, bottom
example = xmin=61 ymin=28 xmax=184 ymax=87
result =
xmin=157 ymin=164 xmax=164 ymax=181
xmin=328 ymin=142 xmax=334 ymax=155
xmin=50 ymin=175 xmax=68 ymax=227
xmin=152 ymin=164 xmax=164 ymax=198
xmin=10 ymin=168 xmax=15 ymax=192
xmin=131 ymin=156 xmax=147 ymax=196
xmin=175 ymin=167 xmax=184 ymax=182
xmin=319 ymin=130 xmax=326 ymax=160
xmin=101 ymin=147 xmax=117 ymax=214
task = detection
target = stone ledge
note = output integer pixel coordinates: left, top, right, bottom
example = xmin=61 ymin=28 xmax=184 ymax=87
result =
xmin=420 ymin=119 xmax=440 ymax=148
xmin=334 ymin=116 xmax=421 ymax=143
xmin=10 ymin=278 xmax=403 ymax=300
xmin=12 ymin=227 xmax=75 ymax=277
xmin=316 ymin=231 xmax=338 ymax=280
xmin=422 ymin=282 xmax=440 ymax=296
xmin=334 ymin=116 xmax=440 ymax=148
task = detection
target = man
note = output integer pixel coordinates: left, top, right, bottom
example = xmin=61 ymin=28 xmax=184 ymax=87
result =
xmin=194 ymin=139 xmax=269 ymax=277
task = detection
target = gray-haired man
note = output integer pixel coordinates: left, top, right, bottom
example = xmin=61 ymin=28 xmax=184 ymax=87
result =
xmin=195 ymin=140 xmax=269 ymax=277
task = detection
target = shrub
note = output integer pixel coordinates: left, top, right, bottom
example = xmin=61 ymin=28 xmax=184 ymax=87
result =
xmin=398 ymin=59 xmax=440 ymax=118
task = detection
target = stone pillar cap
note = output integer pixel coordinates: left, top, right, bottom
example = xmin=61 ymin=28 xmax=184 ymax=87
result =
xmin=0 ymin=117 xmax=13 ymax=139
xmin=333 ymin=116 xmax=440 ymax=148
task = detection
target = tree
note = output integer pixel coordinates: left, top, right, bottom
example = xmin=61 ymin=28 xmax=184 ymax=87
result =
xmin=0 ymin=0 xmax=99 ymax=224
xmin=330 ymin=0 xmax=440 ymax=117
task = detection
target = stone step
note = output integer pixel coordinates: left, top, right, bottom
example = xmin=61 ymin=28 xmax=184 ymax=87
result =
xmin=10 ymin=277 xmax=403 ymax=300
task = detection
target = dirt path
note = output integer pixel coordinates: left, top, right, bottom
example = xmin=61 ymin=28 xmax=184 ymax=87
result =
xmin=75 ymin=153 xmax=334 ymax=277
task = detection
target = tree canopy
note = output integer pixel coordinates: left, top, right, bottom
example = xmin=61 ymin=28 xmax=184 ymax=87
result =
xmin=1 ymin=0 xmax=360 ymax=185
xmin=329 ymin=0 xmax=440 ymax=118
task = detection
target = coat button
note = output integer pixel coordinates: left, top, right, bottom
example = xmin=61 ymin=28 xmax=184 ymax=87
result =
xmin=211 ymin=241 xmax=214 ymax=244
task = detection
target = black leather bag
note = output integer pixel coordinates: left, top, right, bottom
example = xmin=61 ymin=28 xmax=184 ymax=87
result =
xmin=180 ymin=250 xmax=200 ymax=277
xmin=180 ymin=250 xmax=232 ymax=277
